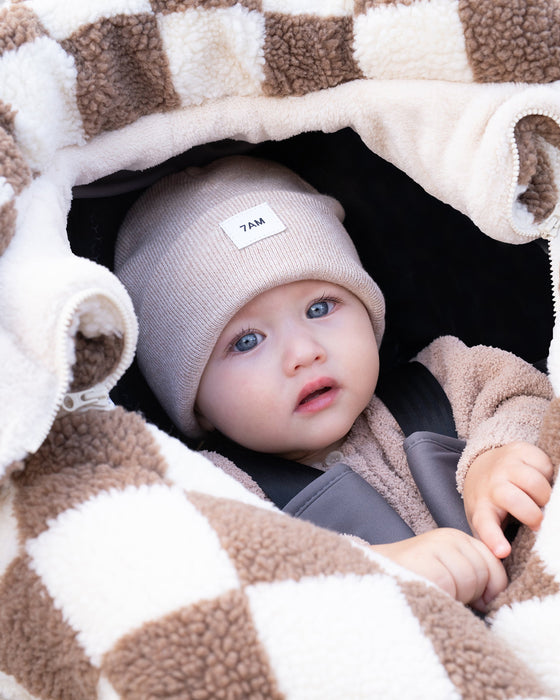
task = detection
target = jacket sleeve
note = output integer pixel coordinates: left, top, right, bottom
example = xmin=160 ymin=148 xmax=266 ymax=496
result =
xmin=414 ymin=336 xmax=554 ymax=492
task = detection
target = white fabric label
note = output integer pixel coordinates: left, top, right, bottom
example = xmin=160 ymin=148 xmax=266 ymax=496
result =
xmin=220 ymin=202 xmax=286 ymax=249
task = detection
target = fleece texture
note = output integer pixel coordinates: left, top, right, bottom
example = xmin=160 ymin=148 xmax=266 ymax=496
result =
xmin=1 ymin=405 xmax=559 ymax=699
xmin=2 ymin=1 xmax=560 ymax=698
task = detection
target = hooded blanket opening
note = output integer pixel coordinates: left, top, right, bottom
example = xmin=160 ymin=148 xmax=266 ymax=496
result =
xmin=3 ymin=2 xmax=560 ymax=698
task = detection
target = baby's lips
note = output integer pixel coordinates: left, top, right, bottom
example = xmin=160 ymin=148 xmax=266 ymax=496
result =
xmin=296 ymin=377 xmax=339 ymax=408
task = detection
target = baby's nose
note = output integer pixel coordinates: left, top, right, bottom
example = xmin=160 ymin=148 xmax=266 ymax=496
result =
xmin=283 ymin=334 xmax=326 ymax=375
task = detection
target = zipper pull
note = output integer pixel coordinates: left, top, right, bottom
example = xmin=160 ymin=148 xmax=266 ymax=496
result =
xmin=60 ymin=385 xmax=115 ymax=415
xmin=540 ymin=213 xmax=560 ymax=240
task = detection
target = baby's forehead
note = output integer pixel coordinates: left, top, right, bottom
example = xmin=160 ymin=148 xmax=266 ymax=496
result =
xmin=231 ymin=279 xmax=346 ymax=317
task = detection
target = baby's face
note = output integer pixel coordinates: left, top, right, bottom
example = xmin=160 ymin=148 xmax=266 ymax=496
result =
xmin=196 ymin=280 xmax=379 ymax=465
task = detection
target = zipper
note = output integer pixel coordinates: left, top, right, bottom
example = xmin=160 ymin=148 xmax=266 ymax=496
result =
xmin=547 ymin=233 xmax=560 ymax=327
xmin=545 ymin=232 xmax=560 ymax=395
xmin=36 ymin=288 xmax=136 ymax=449
xmin=539 ymin=212 xmax=560 ymax=240
xmin=59 ymin=385 xmax=115 ymax=415
xmin=508 ymin=108 xmax=560 ymax=241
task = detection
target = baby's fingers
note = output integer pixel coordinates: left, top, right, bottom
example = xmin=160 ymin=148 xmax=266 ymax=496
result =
xmin=518 ymin=443 xmax=554 ymax=482
xmin=497 ymin=480 xmax=548 ymax=532
xmin=512 ymin=464 xmax=552 ymax=509
xmin=440 ymin=541 xmax=492 ymax=607
xmin=469 ymin=539 xmax=508 ymax=612
xmin=470 ymin=504 xmax=511 ymax=559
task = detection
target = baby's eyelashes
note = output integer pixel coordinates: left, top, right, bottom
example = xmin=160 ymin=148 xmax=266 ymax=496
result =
xmin=228 ymin=330 xmax=265 ymax=354
xmin=306 ymin=295 xmax=341 ymax=319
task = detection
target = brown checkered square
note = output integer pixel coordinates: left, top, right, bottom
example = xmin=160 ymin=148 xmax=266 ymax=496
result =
xmin=190 ymin=492 xmax=382 ymax=586
xmin=514 ymin=115 xmax=560 ymax=222
xmin=459 ymin=0 xmax=560 ymax=83
xmin=401 ymin=579 xmax=548 ymax=699
xmin=0 ymin=556 xmax=99 ymax=699
xmin=263 ymin=13 xmax=362 ymax=96
xmin=0 ymin=4 xmax=46 ymax=57
xmin=104 ymin=590 xmax=283 ymax=699
xmin=61 ymin=13 xmax=180 ymax=137
xmin=12 ymin=409 xmax=169 ymax=540
xmin=70 ymin=332 xmax=124 ymax=392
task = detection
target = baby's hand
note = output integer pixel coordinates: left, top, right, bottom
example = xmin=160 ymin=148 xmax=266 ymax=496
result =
xmin=375 ymin=528 xmax=507 ymax=612
xmin=463 ymin=442 xmax=553 ymax=559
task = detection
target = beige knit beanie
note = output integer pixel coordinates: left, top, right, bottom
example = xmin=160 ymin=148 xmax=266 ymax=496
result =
xmin=115 ymin=156 xmax=385 ymax=438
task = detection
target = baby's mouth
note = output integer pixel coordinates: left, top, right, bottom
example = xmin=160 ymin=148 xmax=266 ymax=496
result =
xmin=295 ymin=378 xmax=339 ymax=413
xmin=298 ymin=386 xmax=332 ymax=406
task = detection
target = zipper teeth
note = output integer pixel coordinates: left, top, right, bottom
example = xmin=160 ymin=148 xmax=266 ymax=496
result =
xmin=548 ymin=238 xmax=559 ymax=324
xmin=508 ymin=108 xmax=560 ymax=240
xmin=40 ymin=289 xmax=137 ymax=448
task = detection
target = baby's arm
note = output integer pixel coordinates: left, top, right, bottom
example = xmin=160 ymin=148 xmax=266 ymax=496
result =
xmin=415 ymin=338 xmax=553 ymax=488
xmin=375 ymin=528 xmax=507 ymax=612
xmin=414 ymin=336 xmax=553 ymax=558
xmin=463 ymin=441 xmax=553 ymax=559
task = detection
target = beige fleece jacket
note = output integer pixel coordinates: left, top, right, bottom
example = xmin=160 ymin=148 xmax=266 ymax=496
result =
xmin=202 ymin=336 xmax=553 ymax=534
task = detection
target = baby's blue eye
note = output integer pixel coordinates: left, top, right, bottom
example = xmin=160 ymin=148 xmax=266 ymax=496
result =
xmin=233 ymin=331 xmax=263 ymax=353
xmin=307 ymin=299 xmax=334 ymax=319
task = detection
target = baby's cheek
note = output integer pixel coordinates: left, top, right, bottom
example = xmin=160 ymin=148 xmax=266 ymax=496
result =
xmin=232 ymin=399 xmax=290 ymax=452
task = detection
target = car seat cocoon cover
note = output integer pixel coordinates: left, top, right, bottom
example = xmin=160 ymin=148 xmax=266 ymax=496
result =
xmin=2 ymin=1 xmax=560 ymax=698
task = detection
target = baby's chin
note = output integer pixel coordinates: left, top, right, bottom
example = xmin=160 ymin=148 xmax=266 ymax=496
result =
xmin=236 ymin=418 xmax=354 ymax=464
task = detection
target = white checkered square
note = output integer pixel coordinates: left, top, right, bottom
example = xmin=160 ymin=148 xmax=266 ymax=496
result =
xmin=492 ymin=596 xmax=560 ymax=694
xmin=26 ymin=483 xmax=240 ymax=665
xmin=354 ymin=0 xmax=473 ymax=81
xmin=246 ymin=574 xmax=458 ymax=699
xmin=0 ymin=36 xmax=84 ymax=170
xmin=25 ymin=0 xmax=153 ymax=41
xmin=158 ymin=5 xmax=266 ymax=106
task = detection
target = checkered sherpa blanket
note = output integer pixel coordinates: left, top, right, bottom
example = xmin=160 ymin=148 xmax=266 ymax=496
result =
xmin=2 ymin=0 xmax=560 ymax=698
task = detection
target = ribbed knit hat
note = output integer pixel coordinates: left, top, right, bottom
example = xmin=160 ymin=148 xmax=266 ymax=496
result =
xmin=114 ymin=156 xmax=385 ymax=438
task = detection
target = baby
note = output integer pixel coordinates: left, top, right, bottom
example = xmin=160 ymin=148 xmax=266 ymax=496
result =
xmin=115 ymin=156 xmax=553 ymax=612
